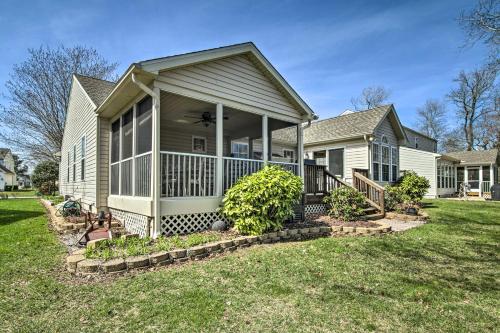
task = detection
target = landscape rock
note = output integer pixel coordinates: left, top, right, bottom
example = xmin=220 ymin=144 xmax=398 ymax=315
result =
xmin=77 ymin=259 xmax=101 ymax=273
xmin=169 ymin=249 xmax=187 ymax=259
xmin=149 ymin=251 xmax=170 ymax=265
xmin=102 ymin=258 xmax=126 ymax=273
xmin=126 ymin=255 xmax=150 ymax=269
xmin=211 ymin=220 xmax=227 ymax=231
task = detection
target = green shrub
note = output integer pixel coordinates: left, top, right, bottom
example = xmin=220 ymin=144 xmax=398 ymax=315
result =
xmin=221 ymin=165 xmax=303 ymax=235
xmin=32 ymin=161 xmax=59 ymax=195
xmin=324 ymin=186 xmax=366 ymax=222
xmin=384 ymin=185 xmax=405 ymax=212
xmin=398 ymin=171 xmax=430 ymax=206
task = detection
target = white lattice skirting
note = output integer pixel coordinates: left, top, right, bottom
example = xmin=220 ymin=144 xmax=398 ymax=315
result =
xmin=110 ymin=208 xmax=149 ymax=237
xmin=304 ymin=204 xmax=328 ymax=218
xmin=160 ymin=212 xmax=228 ymax=236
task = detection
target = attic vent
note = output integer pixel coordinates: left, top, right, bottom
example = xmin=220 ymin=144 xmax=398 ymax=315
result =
xmin=340 ymin=109 xmax=355 ymax=116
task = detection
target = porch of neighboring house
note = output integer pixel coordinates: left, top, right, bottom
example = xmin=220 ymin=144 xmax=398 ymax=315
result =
xmin=456 ymin=164 xmax=497 ymax=198
xmin=108 ymin=90 xmax=302 ymax=236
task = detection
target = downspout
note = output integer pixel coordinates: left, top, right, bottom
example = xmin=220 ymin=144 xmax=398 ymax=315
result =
xmin=131 ymin=73 xmax=160 ymax=238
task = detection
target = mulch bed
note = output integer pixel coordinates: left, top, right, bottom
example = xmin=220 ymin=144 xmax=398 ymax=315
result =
xmin=285 ymin=214 xmax=380 ymax=229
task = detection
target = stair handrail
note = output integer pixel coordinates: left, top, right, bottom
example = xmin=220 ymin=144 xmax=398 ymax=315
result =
xmin=352 ymin=171 xmax=385 ymax=215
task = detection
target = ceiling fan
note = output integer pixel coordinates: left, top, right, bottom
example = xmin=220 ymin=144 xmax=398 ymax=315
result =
xmin=184 ymin=111 xmax=228 ymax=127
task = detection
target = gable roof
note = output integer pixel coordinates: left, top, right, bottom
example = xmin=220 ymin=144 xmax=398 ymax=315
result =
xmin=0 ymin=164 xmax=15 ymax=175
xmin=74 ymin=74 xmax=116 ymax=107
xmin=95 ymin=42 xmax=315 ymax=120
xmin=295 ymin=104 xmax=405 ymax=144
xmin=0 ymin=148 xmax=11 ymax=159
xmin=444 ymin=149 xmax=499 ymax=165
xmin=403 ymin=126 xmax=437 ymax=142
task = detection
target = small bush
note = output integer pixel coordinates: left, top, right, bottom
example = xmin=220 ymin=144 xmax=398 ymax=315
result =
xmin=385 ymin=185 xmax=405 ymax=212
xmin=398 ymin=171 xmax=430 ymax=206
xmin=324 ymin=186 xmax=366 ymax=222
xmin=221 ymin=165 xmax=303 ymax=235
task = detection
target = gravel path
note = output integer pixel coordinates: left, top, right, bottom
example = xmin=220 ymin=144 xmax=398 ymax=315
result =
xmin=380 ymin=218 xmax=426 ymax=232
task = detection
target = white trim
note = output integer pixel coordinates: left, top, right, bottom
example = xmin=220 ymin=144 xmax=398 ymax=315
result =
xmin=192 ymin=135 xmax=207 ymax=153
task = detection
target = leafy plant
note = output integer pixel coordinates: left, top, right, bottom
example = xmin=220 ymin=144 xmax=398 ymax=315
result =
xmin=324 ymin=186 xmax=366 ymax=222
xmin=31 ymin=161 xmax=59 ymax=195
xmin=398 ymin=171 xmax=430 ymax=207
xmin=384 ymin=185 xmax=405 ymax=213
xmin=221 ymin=165 xmax=303 ymax=235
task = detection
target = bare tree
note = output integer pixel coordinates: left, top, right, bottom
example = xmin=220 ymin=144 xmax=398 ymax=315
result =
xmin=474 ymin=88 xmax=500 ymax=149
xmin=442 ymin=128 xmax=467 ymax=152
xmin=415 ymin=99 xmax=448 ymax=143
xmin=0 ymin=46 xmax=117 ymax=162
xmin=350 ymin=86 xmax=391 ymax=110
xmin=459 ymin=0 xmax=500 ymax=48
xmin=447 ymin=65 xmax=498 ymax=150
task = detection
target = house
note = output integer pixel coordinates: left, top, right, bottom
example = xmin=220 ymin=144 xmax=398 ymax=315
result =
xmin=284 ymin=105 xmax=435 ymax=185
xmin=0 ymin=148 xmax=17 ymax=190
xmin=18 ymin=174 xmax=31 ymax=188
xmin=59 ymin=42 xmax=315 ymax=237
xmin=443 ymin=149 xmax=499 ymax=198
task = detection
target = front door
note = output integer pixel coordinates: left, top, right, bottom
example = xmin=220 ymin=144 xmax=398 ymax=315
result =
xmin=467 ymin=167 xmax=480 ymax=192
xmin=328 ymin=148 xmax=344 ymax=178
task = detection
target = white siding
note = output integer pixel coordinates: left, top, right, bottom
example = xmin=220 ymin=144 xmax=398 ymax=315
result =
xmin=304 ymin=139 xmax=369 ymax=184
xmin=399 ymin=146 xmax=438 ymax=198
xmin=59 ymin=79 xmax=98 ymax=212
xmin=157 ymin=54 xmax=302 ymax=122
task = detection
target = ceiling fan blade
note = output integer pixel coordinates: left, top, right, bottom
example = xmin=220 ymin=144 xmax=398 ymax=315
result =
xmin=184 ymin=115 xmax=202 ymax=119
xmin=193 ymin=120 xmax=203 ymax=124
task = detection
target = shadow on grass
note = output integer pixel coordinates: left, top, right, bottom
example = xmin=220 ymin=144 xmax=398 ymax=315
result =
xmin=0 ymin=208 xmax=45 ymax=226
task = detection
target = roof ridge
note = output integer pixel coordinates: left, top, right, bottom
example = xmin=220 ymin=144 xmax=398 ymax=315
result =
xmin=138 ymin=42 xmax=254 ymax=65
xmin=311 ymin=104 xmax=392 ymax=125
xmin=74 ymin=73 xmax=116 ymax=85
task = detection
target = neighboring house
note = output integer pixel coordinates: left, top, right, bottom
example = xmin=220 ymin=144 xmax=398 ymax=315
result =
xmin=443 ymin=149 xmax=499 ymax=198
xmin=18 ymin=174 xmax=31 ymax=188
xmin=59 ymin=42 xmax=315 ymax=237
xmin=283 ymin=105 xmax=436 ymax=187
xmin=0 ymin=148 xmax=17 ymax=188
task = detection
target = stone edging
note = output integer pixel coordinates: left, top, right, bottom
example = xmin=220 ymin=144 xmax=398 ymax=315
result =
xmin=385 ymin=210 xmax=429 ymax=222
xmin=67 ymin=222 xmax=392 ymax=275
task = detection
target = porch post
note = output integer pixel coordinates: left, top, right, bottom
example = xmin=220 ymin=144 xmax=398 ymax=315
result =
xmin=216 ymin=103 xmax=224 ymax=196
xmin=152 ymin=87 xmax=161 ymax=237
xmin=491 ymin=164 xmax=494 ymax=185
xmin=479 ymin=166 xmax=483 ymax=197
xmin=297 ymin=124 xmax=304 ymax=178
xmin=262 ymin=115 xmax=268 ymax=164
xmin=248 ymin=138 xmax=253 ymax=159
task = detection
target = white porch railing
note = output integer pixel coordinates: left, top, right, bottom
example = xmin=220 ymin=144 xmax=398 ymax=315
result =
xmin=481 ymin=181 xmax=491 ymax=193
xmin=161 ymin=151 xmax=217 ymax=197
xmin=159 ymin=152 xmax=299 ymax=197
xmin=223 ymin=157 xmax=265 ymax=190
xmin=269 ymin=161 xmax=299 ymax=175
xmin=135 ymin=153 xmax=151 ymax=197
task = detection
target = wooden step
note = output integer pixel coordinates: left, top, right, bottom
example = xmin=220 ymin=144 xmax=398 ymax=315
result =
xmin=363 ymin=207 xmax=378 ymax=214
xmin=363 ymin=213 xmax=384 ymax=221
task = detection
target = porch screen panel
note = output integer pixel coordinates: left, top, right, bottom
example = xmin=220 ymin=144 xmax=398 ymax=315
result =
xmin=136 ymin=97 xmax=152 ymax=154
xmin=111 ymin=164 xmax=120 ymax=195
xmin=121 ymin=109 xmax=133 ymax=159
xmin=111 ymin=120 xmax=120 ymax=163
xmin=121 ymin=159 xmax=133 ymax=196
xmin=135 ymin=154 xmax=151 ymax=197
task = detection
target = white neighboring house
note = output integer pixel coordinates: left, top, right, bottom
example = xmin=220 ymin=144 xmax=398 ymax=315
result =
xmin=0 ymin=148 xmax=17 ymax=190
xmin=59 ymin=42 xmax=315 ymax=237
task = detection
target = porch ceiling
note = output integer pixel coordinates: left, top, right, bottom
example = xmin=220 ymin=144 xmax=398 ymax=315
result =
xmin=160 ymin=91 xmax=294 ymax=139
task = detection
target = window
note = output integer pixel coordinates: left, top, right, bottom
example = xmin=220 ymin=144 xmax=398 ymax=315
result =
xmin=136 ymin=96 xmax=152 ymax=155
xmin=67 ymin=151 xmax=70 ymax=182
xmin=483 ymin=166 xmax=490 ymax=181
xmin=437 ymin=165 xmax=441 ymax=189
xmin=372 ymin=143 xmax=380 ymax=181
xmin=192 ymin=136 xmax=207 ymax=153
xmin=415 ymin=137 xmax=419 ymax=149
xmin=381 ymin=135 xmax=388 ymax=144
xmin=283 ymin=149 xmax=294 ymax=162
xmin=231 ymin=142 xmax=248 ymax=158
xmin=72 ymin=145 xmax=76 ymax=182
xmin=382 ymin=146 xmax=390 ymax=182
xmin=391 ymin=147 xmax=398 ymax=182
xmin=80 ymin=136 xmax=86 ymax=181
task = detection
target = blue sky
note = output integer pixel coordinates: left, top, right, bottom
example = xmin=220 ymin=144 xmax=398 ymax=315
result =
xmin=0 ymin=0 xmax=489 ymax=140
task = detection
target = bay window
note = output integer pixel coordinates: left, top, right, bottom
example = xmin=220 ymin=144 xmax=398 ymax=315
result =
xmin=391 ymin=147 xmax=398 ymax=182
xmin=372 ymin=143 xmax=380 ymax=181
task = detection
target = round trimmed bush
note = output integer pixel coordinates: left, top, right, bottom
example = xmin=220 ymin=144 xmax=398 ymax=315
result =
xmin=324 ymin=186 xmax=366 ymax=222
xmin=221 ymin=165 xmax=303 ymax=235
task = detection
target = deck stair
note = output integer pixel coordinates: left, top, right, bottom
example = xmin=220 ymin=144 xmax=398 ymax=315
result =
xmin=303 ymin=165 xmax=385 ymax=220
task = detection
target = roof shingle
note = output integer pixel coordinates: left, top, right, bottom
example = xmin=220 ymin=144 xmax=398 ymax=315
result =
xmin=444 ymin=149 xmax=499 ymax=165
xmin=74 ymin=74 xmax=116 ymax=107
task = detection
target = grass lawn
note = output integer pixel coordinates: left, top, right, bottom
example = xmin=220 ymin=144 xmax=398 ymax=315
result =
xmin=0 ymin=199 xmax=498 ymax=332
xmin=0 ymin=189 xmax=37 ymax=197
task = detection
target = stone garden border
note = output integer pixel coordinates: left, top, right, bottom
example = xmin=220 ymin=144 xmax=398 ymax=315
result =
xmin=67 ymin=222 xmax=392 ymax=275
